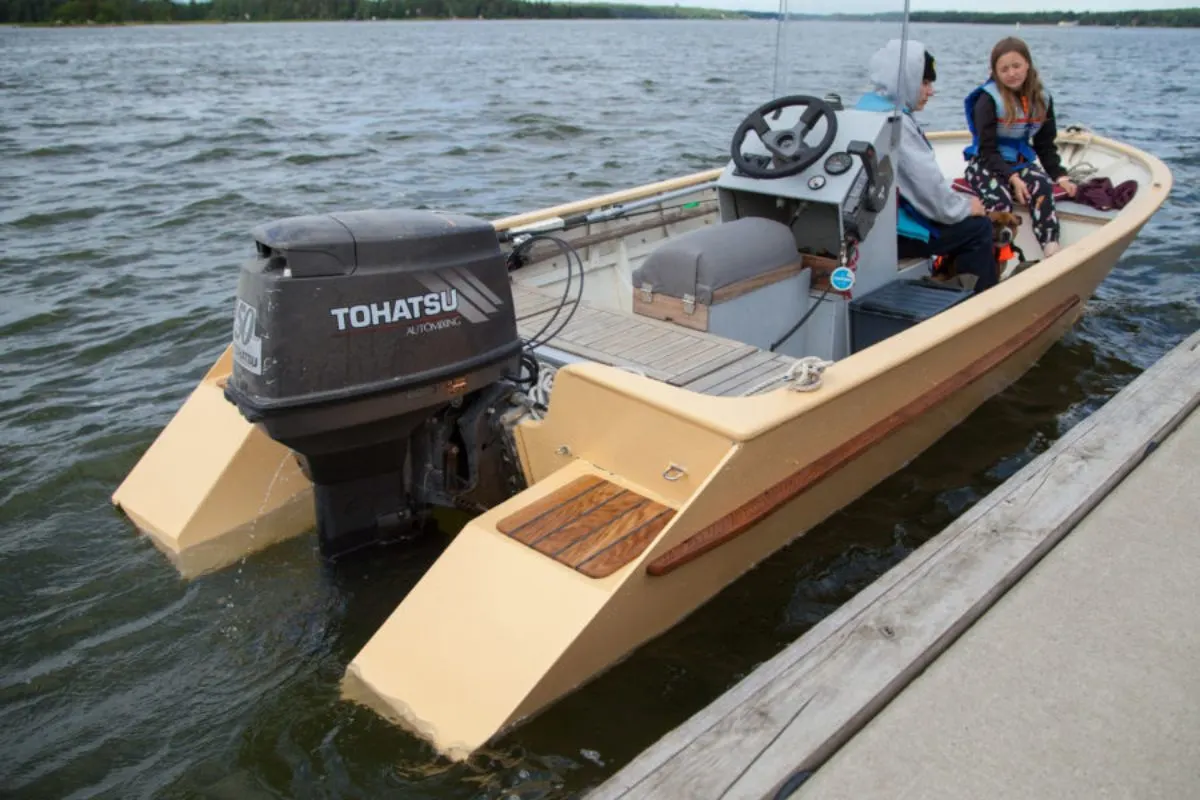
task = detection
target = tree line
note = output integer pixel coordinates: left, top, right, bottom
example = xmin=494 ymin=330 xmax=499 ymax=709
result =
xmin=6 ymin=1 xmax=1198 ymax=27
xmin=3 ymin=0 xmax=735 ymax=23
xmin=743 ymin=8 xmax=1200 ymax=28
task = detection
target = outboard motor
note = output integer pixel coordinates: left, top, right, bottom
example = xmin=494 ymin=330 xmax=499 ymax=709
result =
xmin=223 ymin=209 xmax=527 ymax=558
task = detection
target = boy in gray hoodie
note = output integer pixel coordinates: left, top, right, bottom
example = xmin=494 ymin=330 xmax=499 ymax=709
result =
xmin=857 ymin=39 xmax=998 ymax=292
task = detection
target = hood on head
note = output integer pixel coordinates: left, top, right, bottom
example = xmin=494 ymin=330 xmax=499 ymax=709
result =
xmin=867 ymin=38 xmax=928 ymax=111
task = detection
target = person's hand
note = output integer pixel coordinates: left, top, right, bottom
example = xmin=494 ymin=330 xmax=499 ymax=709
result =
xmin=1009 ymin=173 xmax=1030 ymax=205
xmin=969 ymin=196 xmax=987 ymax=217
xmin=1056 ymin=176 xmax=1078 ymax=198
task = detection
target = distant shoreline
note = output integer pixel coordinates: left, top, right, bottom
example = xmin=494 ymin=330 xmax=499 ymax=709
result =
xmin=9 ymin=5 xmax=1200 ymax=29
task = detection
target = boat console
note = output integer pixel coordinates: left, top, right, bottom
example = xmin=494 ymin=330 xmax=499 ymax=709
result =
xmin=718 ymin=93 xmax=896 ymax=290
xmin=632 ymin=94 xmax=913 ymax=363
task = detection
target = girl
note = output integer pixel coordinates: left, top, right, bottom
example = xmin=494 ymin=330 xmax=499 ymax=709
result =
xmin=963 ymin=38 xmax=1077 ymax=257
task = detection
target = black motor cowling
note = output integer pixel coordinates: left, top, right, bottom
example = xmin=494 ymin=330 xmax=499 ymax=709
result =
xmin=223 ymin=208 xmax=525 ymax=558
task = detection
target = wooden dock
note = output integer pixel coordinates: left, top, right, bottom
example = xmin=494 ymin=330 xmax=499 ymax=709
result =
xmin=589 ymin=328 xmax=1200 ymax=800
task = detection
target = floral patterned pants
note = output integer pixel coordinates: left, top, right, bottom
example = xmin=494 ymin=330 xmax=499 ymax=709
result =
xmin=964 ymin=159 xmax=1060 ymax=247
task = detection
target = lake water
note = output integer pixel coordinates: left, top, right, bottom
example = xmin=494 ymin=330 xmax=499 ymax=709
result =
xmin=1 ymin=18 xmax=1197 ymax=799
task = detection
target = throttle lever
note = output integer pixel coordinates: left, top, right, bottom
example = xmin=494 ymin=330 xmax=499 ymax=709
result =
xmin=847 ymin=140 xmax=890 ymax=212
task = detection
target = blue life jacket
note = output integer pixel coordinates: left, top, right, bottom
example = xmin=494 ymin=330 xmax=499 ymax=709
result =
xmin=855 ymin=92 xmax=939 ymax=242
xmin=854 ymin=92 xmax=898 ymax=114
xmin=962 ymin=80 xmax=1049 ymax=165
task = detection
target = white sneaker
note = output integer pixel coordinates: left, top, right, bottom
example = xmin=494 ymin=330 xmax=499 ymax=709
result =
xmin=1043 ymin=241 xmax=1062 ymax=258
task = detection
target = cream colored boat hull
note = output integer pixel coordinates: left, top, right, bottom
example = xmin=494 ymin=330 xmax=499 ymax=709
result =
xmin=112 ymin=130 xmax=1170 ymax=759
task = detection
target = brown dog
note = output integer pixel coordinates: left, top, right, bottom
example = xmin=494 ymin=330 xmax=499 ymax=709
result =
xmin=932 ymin=210 xmax=1024 ymax=285
xmin=989 ymin=210 xmax=1022 ymax=250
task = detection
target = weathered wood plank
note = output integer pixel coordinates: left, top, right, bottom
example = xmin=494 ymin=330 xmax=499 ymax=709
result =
xmin=511 ymin=280 xmax=797 ymax=397
xmin=704 ymin=358 xmax=791 ymax=398
xmin=589 ymin=328 xmax=1200 ymax=800
xmin=606 ymin=328 xmax=691 ymax=360
xmin=572 ymin=313 xmax=652 ymax=348
xmin=616 ymin=329 xmax=698 ymax=364
xmin=682 ymin=350 xmax=778 ymax=394
xmin=716 ymin=356 xmax=797 ymax=397
xmin=667 ymin=345 xmax=762 ymax=388
xmin=511 ymin=285 xmax=567 ymax=320
xmin=584 ymin=320 xmax=667 ymax=354
xmin=650 ymin=339 xmax=730 ymax=375
xmin=550 ymin=308 xmax=617 ymax=343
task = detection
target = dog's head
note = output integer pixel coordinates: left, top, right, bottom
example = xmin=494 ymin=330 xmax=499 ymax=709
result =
xmin=988 ymin=211 xmax=1023 ymax=246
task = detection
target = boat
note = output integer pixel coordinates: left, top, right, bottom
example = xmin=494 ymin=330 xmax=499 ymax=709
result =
xmin=112 ymin=89 xmax=1170 ymax=761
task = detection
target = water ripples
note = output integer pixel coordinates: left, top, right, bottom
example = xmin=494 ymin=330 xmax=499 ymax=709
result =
xmin=0 ymin=18 xmax=1197 ymax=799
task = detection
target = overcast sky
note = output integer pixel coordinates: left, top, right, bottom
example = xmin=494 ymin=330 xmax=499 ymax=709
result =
xmin=619 ymin=0 xmax=1200 ymax=14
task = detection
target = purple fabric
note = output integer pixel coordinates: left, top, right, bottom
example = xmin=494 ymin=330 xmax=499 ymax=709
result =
xmin=1073 ymin=177 xmax=1138 ymax=211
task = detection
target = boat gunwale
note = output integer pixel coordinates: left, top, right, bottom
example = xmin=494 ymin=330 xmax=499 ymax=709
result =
xmin=507 ymin=130 xmax=1171 ymax=444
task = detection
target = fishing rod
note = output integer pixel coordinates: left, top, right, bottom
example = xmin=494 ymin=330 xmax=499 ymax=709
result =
xmin=497 ymin=180 xmax=719 ymax=243
xmin=892 ymin=0 xmax=913 ymax=149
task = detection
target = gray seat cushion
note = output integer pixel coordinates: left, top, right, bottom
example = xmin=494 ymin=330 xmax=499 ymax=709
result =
xmin=632 ymin=216 xmax=799 ymax=304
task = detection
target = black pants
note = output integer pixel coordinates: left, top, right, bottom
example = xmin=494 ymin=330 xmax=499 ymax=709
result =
xmin=898 ymin=216 xmax=996 ymax=293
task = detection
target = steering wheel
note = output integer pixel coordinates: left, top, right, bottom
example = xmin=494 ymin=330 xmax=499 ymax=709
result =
xmin=730 ymin=95 xmax=839 ymax=180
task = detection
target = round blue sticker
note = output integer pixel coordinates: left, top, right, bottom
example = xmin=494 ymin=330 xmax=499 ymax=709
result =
xmin=830 ymin=266 xmax=856 ymax=292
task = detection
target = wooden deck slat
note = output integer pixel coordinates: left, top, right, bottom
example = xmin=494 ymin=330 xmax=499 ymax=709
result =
xmin=511 ymin=285 xmax=566 ymax=319
xmin=668 ymin=345 xmax=759 ymax=387
xmin=558 ymin=312 xmax=623 ymax=344
xmin=497 ymin=475 xmax=676 ymax=579
xmin=509 ymin=281 xmax=798 ymax=395
xmin=543 ymin=308 xmax=610 ymax=342
xmin=561 ymin=499 xmax=657 ymax=566
xmin=517 ymin=300 xmax=604 ymax=331
xmin=573 ymin=314 xmax=657 ymax=348
xmin=634 ymin=336 xmax=716 ymax=371
xmin=583 ymin=320 xmax=662 ymax=352
xmin=683 ymin=350 xmax=778 ymax=393
xmin=707 ymin=358 xmax=793 ymax=397
xmin=618 ymin=330 xmax=699 ymax=363
xmin=577 ymin=508 xmax=675 ymax=578
xmin=517 ymin=307 xmax=605 ymax=340
xmin=534 ymin=491 xmax=645 ymax=556
xmin=538 ymin=339 xmax=675 ymax=382
xmin=495 ymin=475 xmax=604 ymax=536
xmin=716 ymin=356 xmax=797 ymax=396
xmin=652 ymin=340 xmax=729 ymax=373
xmin=513 ymin=481 xmax=627 ymax=545
xmin=607 ymin=326 xmax=700 ymax=360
